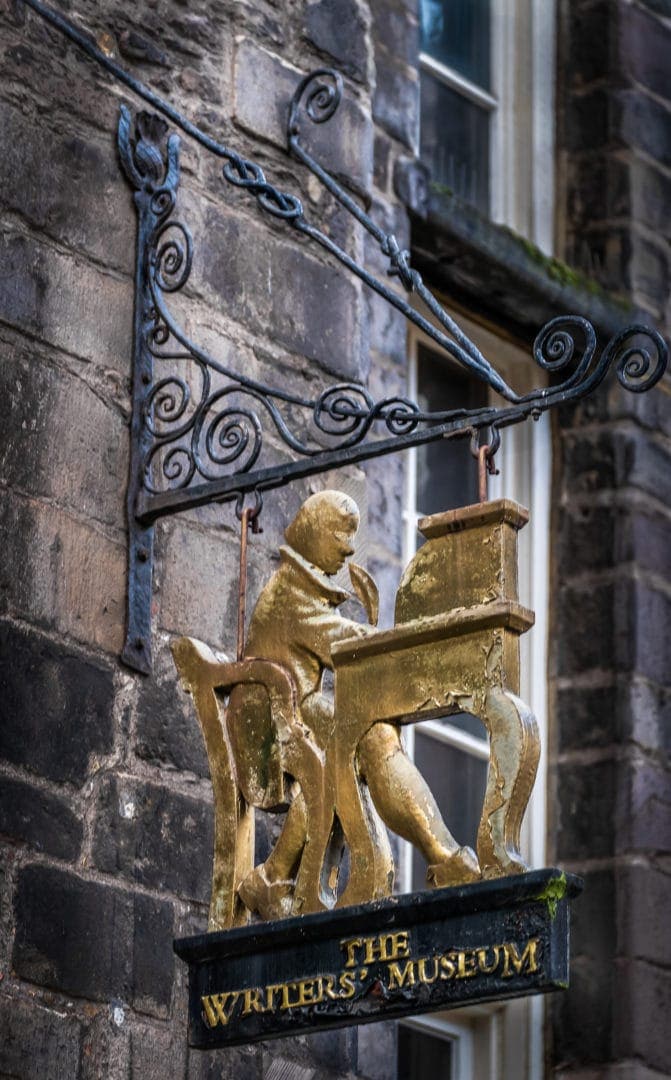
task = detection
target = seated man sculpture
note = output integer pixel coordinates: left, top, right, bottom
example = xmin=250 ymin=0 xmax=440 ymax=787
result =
xmin=227 ymin=490 xmax=480 ymax=920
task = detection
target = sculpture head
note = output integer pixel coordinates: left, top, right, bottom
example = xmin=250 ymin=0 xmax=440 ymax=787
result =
xmin=285 ymin=490 xmax=360 ymax=575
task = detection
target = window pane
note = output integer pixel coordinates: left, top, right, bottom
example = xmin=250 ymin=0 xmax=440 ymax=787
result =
xmin=411 ymin=731 xmax=488 ymax=890
xmin=420 ymin=0 xmax=491 ymax=90
xmin=416 ymin=343 xmax=488 ymax=516
xmin=420 ymin=72 xmax=490 ymax=213
xmin=398 ymin=1024 xmax=454 ymax=1078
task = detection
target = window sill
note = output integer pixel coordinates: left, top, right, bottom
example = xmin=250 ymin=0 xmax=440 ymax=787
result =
xmin=407 ymin=184 xmax=637 ymax=344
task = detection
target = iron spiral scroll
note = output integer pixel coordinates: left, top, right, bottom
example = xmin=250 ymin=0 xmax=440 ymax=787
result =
xmin=117 ymin=77 xmax=667 ymax=521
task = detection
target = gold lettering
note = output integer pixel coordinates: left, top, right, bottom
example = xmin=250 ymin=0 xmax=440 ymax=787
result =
xmin=279 ymin=982 xmax=298 ymax=1010
xmin=201 ymin=992 xmax=239 ymax=1028
xmin=265 ymin=983 xmax=283 ymax=1011
xmin=323 ymin=974 xmax=339 ymax=1000
xmin=340 ymin=937 xmax=364 ymax=968
xmin=387 ymin=960 xmax=416 ymax=989
xmin=296 ymin=978 xmax=323 ymax=1007
xmin=477 ymin=946 xmax=501 ymax=975
xmin=456 ymin=949 xmax=477 ymax=979
xmin=362 ymin=931 xmax=411 ymax=963
xmin=501 ymin=938 xmax=539 ymax=978
xmin=338 ymin=971 xmax=356 ymax=998
xmin=241 ymin=987 xmax=266 ymax=1017
xmin=439 ymin=954 xmax=456 ymax=980
xmin=387 ymin=932 xmax=410 ymax=961
xmin=417 ymin=956 xmax=439 ymax=984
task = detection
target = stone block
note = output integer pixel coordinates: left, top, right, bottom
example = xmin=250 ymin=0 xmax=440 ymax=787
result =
xmin=0 ymin=621 xmax=114 ymax=785
xmin=156 ymin=517 xmax=239 ymax=652
xmin=130 ymin=1020 xmax=189 ymax=1080
xmin=188 ymin=1044 xmax=263 ymax=1079
xmin=621 ymin=88 xmax=671 ymax=171
xmin=0 ymin=773 xmax=83 ymax=860
xmin=0 ymin=100 xmax=135 ymax=275
xmin=629 ymin=232 xmax=670 ymax=314
xmin=373 ymin=59 xmax=419 ymax=151
xmin=371 ymin=0 xmax=419 ymax=67
xmin=566 ymin=154 xmax=630 ymax=230
xmin=305 ymin=0 xmax=370 ymax=82
xmin=13 ymin=864 xmax=174 ymax=1017
xmin=562 ymin=428 xmax=671 ymax=509
xmin=614 ymin=958 xmax=671 ymax=1074
xmin=555 ymin=758 xmax=617 ymax=860
xmin=567 ymin=0 xmax=612 ymax=89
xmin=199 ymin=206 xmax=365 ymax=381
xmin=551 ymin=867 xmax=618 ymax=1069
xmin=565 ymin=88 xmax=615 ymax=155
xmin=619 ymin=756 xmax=671 ymax=854
xmin=79 ymin=1005 xmax=131 ymax=1080
xmin=0 ymin=995 xmax=83 ymax=1080
xmin=556 ymin=681 xmax=619 ymax=753
xmin=0 ymin=345 xmax=127 ymax=528
xmin=631 ymin=156 xmax=671 ymax=240
xmin=617 ymin=863 xmax=671 ymax=968
xmin=621 ymin=3 xmax=671 ymax=104
xmin=556 ymin=503 xmax=617 ymax=574
xmin=0 ymin=491 xmax=126 ymax=656
xmin=554 ymin=581 xmax=616 ymax=677
xmin=233 ymin=38 xmax=373 ymax=191
xmin=92 ymin=774 xmax=213 ymax=905
xmin=135 ymin=641 xmax=209 ymax=777
xmin=0 ymin=228 xmax=132 ymax=373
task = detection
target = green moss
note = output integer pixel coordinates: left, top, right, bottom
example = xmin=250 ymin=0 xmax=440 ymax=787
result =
xmin=534 ymin=872 xmax=567 ymax=920
xmin=428 ymin=183 xmax=634 ymax=312
xmin=429 ymin=181 xmax=454 ymax=199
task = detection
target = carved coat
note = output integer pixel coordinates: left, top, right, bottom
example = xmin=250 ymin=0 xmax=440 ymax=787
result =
xmin=227 ymin=545 xmax=368 ymax=810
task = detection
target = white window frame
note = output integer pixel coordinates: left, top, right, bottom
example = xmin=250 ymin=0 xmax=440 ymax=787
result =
xmin=400 ymin=310 xmax=551 ymax=1080
xmin=419 ymin=0 xmax=557 ymax=253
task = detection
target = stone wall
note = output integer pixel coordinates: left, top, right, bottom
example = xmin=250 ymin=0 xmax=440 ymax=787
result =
xmin=551 ymin=1 xmax=671 ymax=1076
xmin=0 ymin=1 xmax=410 ymax=1076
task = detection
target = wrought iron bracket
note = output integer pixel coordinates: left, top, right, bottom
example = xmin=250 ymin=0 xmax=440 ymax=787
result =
xmin=19 ymin=0 xmax=670 ymax=673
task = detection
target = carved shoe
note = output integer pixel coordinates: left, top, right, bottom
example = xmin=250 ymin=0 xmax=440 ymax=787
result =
xmin=238 ymin=865 xmax=295 ymax=921
xmin=427 ymin=845 xmax=481 ymax=888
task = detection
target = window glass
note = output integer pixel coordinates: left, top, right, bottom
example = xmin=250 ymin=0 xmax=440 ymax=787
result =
xmin=415 ymin=343 xmax=487 ymax=516
xmin=420 ymin=73 xmax=490 ymax=214
xmin=419 ymin=0 xmax=491 ymax=89
xmin=398 ymin=1024 xmax=454 ymax=1077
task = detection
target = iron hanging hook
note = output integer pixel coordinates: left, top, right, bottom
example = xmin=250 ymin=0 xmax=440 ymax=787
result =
xmin=470 ymin=427 xmax=501 ymax=503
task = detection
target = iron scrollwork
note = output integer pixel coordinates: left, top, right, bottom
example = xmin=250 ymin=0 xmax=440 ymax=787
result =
xmin=18 ymin=0 xmax=668 ymax=671
xmin=117 ymin=85 xmax=667 ymax=529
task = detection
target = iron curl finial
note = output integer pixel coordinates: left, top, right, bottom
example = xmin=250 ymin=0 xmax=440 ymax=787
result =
xmin=288 ymin=68 xmax=344 ymax=137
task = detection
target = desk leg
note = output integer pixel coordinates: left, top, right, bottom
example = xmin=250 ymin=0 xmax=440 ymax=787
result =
xmin=478 ymin=687 xmax=540 ymax=878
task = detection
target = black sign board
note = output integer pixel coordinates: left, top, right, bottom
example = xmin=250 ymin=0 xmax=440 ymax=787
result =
xmin=175 ymin=867 xmax=582 ymax=1048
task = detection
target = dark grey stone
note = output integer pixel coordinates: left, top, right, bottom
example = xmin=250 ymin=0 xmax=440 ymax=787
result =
xmin=305 ymin=0 xmax=369 ymax=82
xmin=621 ymin=2 xmax=671 ymax=103
xmin=0 ymin=774 xmax=83 ymax=860
xmin=370 ymin=0 xmax=418 ymax=67
xmin=0 ymin=995 xmax=83 ymax=1080
xmin=13 ymin=864 xmax=174 ymax=1016
xmin=373 ymin=60 xmax=418 ymax=150
xmin=92 ymin=774 xmax=213 ymax=905
xmin=135 ymin=646 xmax=209 ymax=778
xmin=0 ymin=621 xmax=114 ymax=786
xmin=555 ymin=759 xmax=618 ymax=860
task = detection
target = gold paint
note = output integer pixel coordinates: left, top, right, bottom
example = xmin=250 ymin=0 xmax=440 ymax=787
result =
xmin=501 ymin=938 xmax=539 ymax=977
xmin=173 ymin=491 xmax=540 ymax=925
xmin=387 ymin=960 xmax=416 ymax=989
